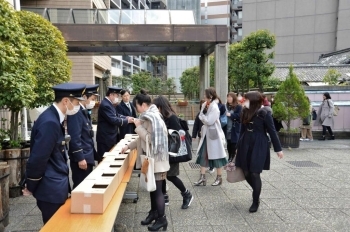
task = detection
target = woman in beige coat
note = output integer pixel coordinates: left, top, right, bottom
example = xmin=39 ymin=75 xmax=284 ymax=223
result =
xmin=194 ymin=87 xmax=228 ymax=186
xmin=300 ymin=97 xmax=313 ymax=141
xmin=121 ymin=90 xmax=169 ymax=231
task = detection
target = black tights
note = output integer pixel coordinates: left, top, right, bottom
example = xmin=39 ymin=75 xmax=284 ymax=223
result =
xmin=227 ymin=141 xmax=237 ymax=161
xmin=162 ymin=176 xmax=186 ymax=194
xmin=243 ymin=171 xmax=262 ymax=202
xmin=322 ymin=125 xmax=333 ymax=136
xmin=150 ymin=180 xmax=165 ymax=217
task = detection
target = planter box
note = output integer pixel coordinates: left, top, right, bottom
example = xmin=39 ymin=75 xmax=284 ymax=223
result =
xmin=177 ymin=101 xmax=188 ymax=107
xmin=278 ymin=131 xmax=300 ymax=148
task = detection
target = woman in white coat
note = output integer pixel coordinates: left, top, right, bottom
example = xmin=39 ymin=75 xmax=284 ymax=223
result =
xmin=194 ymin=87 xmax=228 ymax=186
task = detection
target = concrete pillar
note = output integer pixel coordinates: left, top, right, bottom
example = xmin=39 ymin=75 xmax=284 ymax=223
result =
xmin=199 ymin=54 xmax=210 ymax=100
xmin=214 ymin=43 xmax=228 ymax=102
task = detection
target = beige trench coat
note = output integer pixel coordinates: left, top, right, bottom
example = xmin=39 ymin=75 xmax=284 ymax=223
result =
xmin=314 ymin=99 xmax=335 ymax=128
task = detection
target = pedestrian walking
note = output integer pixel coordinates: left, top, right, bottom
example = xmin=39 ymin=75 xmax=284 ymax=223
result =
xmin=121 ymin=90 xmax=169 ymax=231
xmin=314 ymin=92 xmax=335 ymax=140
xmin=153 ymin=95 xmax=194 ymax=209
xmin=236 ymin=91 xmax=283 ymax=213
xmin=193 ymin=87 xmax=228 ymax=187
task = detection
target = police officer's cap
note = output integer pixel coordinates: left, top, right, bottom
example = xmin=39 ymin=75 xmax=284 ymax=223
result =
xmin=108 ymin=86 xmax=123 ymax=94
xmin=52 ymin=83 xmax=86 ymax=101
xmin=85 ymin=84 xmax=100 ymax=96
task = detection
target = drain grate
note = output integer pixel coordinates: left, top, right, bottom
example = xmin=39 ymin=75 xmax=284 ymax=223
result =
xmin=188 ymin=162 xmax=201 ymax=169
xmin=287 ymin=161 xmax=322 ymax=168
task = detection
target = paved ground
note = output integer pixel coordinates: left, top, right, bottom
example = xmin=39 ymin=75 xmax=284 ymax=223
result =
xmin=4 ymin=138 xmax=350 ymax=232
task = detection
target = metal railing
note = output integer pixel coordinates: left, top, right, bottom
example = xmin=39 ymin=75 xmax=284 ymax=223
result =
xmin=21 ymin=7 xmax=196 ymax=25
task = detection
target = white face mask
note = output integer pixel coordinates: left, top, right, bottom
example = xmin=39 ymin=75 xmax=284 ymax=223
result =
xmin=86 ymin=100 xmax=96 ymax=109
xmin=113 ymin=96 xmax=119 ymax=104
xmin=237 ymin=96 xmax=243 ymax=101
xmin=66 ymin=100 xmax=80 ymax=116
xmin=243 ymin=100 xmax=250 ymax=109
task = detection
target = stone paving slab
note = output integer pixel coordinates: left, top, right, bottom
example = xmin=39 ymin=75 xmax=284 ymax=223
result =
xmin=4 ymin=139 xmax=350 ymax=232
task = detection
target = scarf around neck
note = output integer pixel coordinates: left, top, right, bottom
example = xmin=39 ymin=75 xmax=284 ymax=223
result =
xmin=139 ymin=104 xmax=168 ymax=161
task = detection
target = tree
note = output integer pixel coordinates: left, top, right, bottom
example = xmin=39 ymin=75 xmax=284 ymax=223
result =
xmin=112 ymin=75 xmax=132 ymax=90
xmin=323 ymin=68 xmax=341 ymax=85
xmin=272 ymin=66 xmax=310 ymax=131
xmin=228 ymin=30 xmax=276 ymax=93
xmin=146 ymin=55 xmax=166 ymax=80
xmin=179 ymin=66 xmax=200 ymax=100
xmin=148 ymin=77 xmax=163 ymax=97
xmin=130 ymin=71 xmax=152 ymax=94
xmin=263 ymin=77 xmax=281 ymax=90
xmin=163 ymin=77 xmax=176 ymax=99
xmin=209 ymin=56 xmax=215 ymax=87
xmin=0 ymin=1 xmax=37 ymax=142
xmin=16 ymin=10 xmax=71 ymax=108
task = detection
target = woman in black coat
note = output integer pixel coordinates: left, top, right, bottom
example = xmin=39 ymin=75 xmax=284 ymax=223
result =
xmin=153 ymin=96 xmax=194 ymax=210
xmin=222 ymin=92 xmax=242 ymax=162
xmin=236 ymin=91 xmax=284 ymax=213
xmin=116 ymin=89 xmax=137 ymax=142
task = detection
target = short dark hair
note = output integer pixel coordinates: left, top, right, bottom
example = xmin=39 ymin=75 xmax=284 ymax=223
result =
xmin=132 ymin=89 xmax=151 ymax=107
xmin=54 ymin=96 xmax=74 ymax=103
xmin=120 ymin=89 xmax=130 ymax=96
xmin=153 ymin=95 xmax=175 ymax=118
xmin=323 ymin=92 xmax=331 ymax=99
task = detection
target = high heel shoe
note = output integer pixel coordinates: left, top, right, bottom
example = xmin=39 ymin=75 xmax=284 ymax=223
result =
xmin=211 ymin=175 xmax=222 ymax=186
xmin=148 ymin=215 xmax=168 ymax=231
xmin=194 ymin=174 xmax=206 ymax=186
xmin=141 ymin=210 xmax=158 ymax=225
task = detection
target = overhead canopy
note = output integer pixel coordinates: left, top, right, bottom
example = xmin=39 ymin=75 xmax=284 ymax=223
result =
xmin=22 ymin=8 xmax=229 ymax=56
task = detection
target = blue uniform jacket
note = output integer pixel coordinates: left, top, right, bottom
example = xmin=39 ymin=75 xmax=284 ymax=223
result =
xmin=67 ymin=106 xmax=96 ymax=165
xmin=26 ymin=105 xmax=69 ymax=204
xmin=96 ymin=98 xmax=128 ymax=147
xmin=116 ymin=101 xmax=137 ymax=141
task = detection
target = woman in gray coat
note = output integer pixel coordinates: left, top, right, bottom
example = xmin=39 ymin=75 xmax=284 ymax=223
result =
xmin=314 ymin=92 xmax=335 ymax=140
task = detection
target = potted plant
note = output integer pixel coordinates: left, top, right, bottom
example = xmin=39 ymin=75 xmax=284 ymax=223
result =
xmin=5 ymin=138 xmax=23 ymax=198
xmin=272 ymin=65 xmax=310 ymax=148
xmin=177 ymin=99 xmax=188 ymax=107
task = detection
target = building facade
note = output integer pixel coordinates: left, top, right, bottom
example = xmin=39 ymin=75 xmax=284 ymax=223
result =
xmin=242 ymin=0 xmax=350 ymax=63
xmin=20 ymin=0 xmax=112 ymax=95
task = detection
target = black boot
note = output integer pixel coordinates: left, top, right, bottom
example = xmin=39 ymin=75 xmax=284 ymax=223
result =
xmin=249 ymin=200 xmax=260 ymax=213
xmin=181 ymin=190 xmax=194 ymax=209
xmin=141 ymin=210 xmax=158 ymax=225
xmin=148 ymin=215 xmax=168 ymax=231
xmin=327 ymin=135 xmax=335 ymax=140
xmin=318 ymin=136 xmax=326 ymax=141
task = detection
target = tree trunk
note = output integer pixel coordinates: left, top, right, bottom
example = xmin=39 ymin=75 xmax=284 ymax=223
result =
xmin=10 ymin=111 xmax=19 ymax=141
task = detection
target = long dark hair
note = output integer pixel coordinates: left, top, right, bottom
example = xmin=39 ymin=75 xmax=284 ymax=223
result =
xmin=226 ymin=92 xmax=238 ymax=110
xmin=241 ymin=91 xmax=263 ymax=124
xmin=204 ymin=87 xmax=219 ymax=102
xmin=132 ymin=89 xmax=151 ymax=107
xmin=323 ymin=92 xmax=331 ymax=100
xmin=153 ymin=95 xmax=176 ymax=118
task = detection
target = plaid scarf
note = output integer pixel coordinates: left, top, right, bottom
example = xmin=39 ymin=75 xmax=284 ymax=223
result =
xmin=140 ymin=104 xmax=168 ymax=162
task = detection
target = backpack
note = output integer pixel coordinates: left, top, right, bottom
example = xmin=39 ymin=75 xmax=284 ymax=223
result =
xmin=219 ymin=104 xmax=227 ymax=127
xmin=312 ymin=108 xmax=317 ymax=120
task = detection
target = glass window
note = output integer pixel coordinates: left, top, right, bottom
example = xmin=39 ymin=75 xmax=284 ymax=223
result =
xmin=238 ymin=11 xmax=242 ymax=19
xmin=238 ymin=28 xmax=242 ymax=36
xmin=108 ymin=10 xmax=121 ymax=24
xmin=121 ymin=10 xmax=145 ymax=24
xmin=146 ymin=10 xmax=170 ymax=24
xmin=170 ymin=11 xmax=195 ymax=24
xmin=72 ymin=9 xmax=96 ymax=24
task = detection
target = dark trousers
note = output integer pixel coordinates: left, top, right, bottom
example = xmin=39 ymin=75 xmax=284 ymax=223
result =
xmin=70 ymin=160 xmax=93 ymax=189
xmin=227 ymin=140 xmax=237 ymax=161
xmin=37 ymin=200 xmax=64 ymax=224
xmin=322 ymin=125 xmax=333 ymax=136
xmin=97 ymin=142 xmax=113 ymax=163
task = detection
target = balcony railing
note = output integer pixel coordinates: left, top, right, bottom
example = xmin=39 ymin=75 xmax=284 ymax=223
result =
xmin=123 ymin=55 xmax=132 ymax=63
xmin=231 ymin=26 xmax=237 ymax=34
xmin=237 ymin=17 xmax=242 ymax=25
xmin=231 ymin=14 xmax=237 ymax=23
xmin=21 ymin=7 xmax=196 ymax=25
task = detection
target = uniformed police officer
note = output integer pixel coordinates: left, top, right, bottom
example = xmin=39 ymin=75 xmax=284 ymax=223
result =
xmin=67 ymin=84 xmax=99 ymax=189
xmin=24 ymin=83 xmax=86 ymax=224
xmin=96 ymin=86 xmax=134 ymax=162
